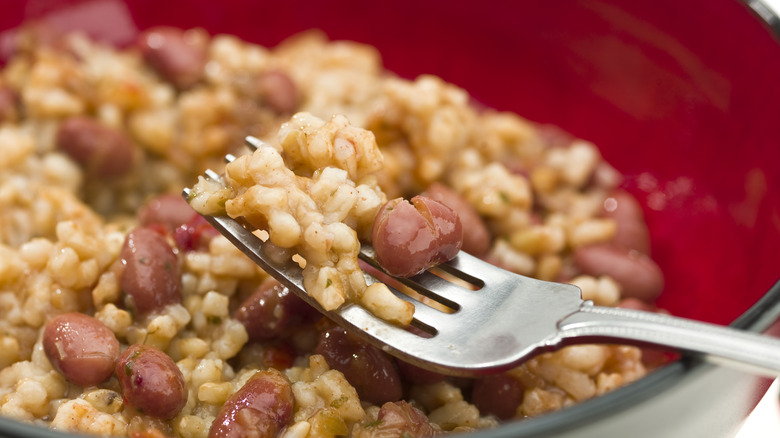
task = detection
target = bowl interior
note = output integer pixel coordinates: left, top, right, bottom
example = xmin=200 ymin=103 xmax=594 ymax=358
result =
xmin=1 ymin=0 xmax=779 ymax=325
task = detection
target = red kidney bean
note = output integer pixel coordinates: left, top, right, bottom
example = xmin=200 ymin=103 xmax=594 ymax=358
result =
xmin=470 ymin=373 xmax=524 ymax=421
xmin=423 ymin=182 xmax=491 ymax=256
xmin=137 ymin=27 xmax=207 ymax=90
xmin=255 ymin=69 xmax=301 ymax=114
xmin=56 ymin=116 xmax=135 ymax=179
xmin=120 ymin=226 xmax=182 ymax=317
xmin=261 ymin=343 xmax=296 ymax=370
xmin=138 ymin=194 xmax=196 ymax=230
xmin=316 ymin=326 xmax=402 ymax=405
xmin=42 ymin=313 xmax=120 ymax=387
xmin=208 ymin=369 xmax=294 ymax=438
xmin=372 ymin=196 xmax=463 ymax=277
xmin=366 ymin=401 xmax=441 ymax=437
xmin=396 ymin=359 xmax=445 ymax=385
xmin=603 ymin=189 xmax=651 ymax=254
xmin=573 ymin=243 xmax=664 ymax=302
xmin=173 ymin=214 xmax=219 ymax=252
xmin=0 ymin=85 xmax=18 ymax=122
xmin=116 ymin=344 xmax=187 ymax=419
xmin=234 ymin=278 xmax=319 ymax=342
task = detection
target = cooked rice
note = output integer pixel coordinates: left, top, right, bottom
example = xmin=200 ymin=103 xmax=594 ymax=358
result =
xmin=0 ymin=26 xmax=654 ymax=437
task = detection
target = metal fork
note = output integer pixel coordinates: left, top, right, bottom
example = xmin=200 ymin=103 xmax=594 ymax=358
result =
xmin=182 ymin=137 xmax=780 ymax=377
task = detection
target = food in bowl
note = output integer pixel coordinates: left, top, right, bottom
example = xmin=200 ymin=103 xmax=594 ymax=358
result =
xmin=0 ymin=24 xmax=667 ymax=437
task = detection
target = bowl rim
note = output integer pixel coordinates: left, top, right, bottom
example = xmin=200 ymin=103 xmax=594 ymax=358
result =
xmin=1 ymin=1 xmax=779 ymax=437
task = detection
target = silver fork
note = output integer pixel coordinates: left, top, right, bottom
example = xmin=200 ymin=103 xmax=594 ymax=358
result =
xmin=182 ymin=137 xmax=780 ymax=377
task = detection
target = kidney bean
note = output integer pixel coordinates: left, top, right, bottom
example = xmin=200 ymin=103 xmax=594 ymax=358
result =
xmin=173 ymin=214 xmax=219 ymax=252
xmin=372 ymin=196 xmax=463 ymax=277
xmin=470 ymin=373 xmax=524 ymax=421
xmin=396 ymin=359 xmax=445 ymax=385
xmin=573 ymin=243 xmax=664 ymax=302
xmin=255 ymin=69 xmax=301 ymax=114
xmin=138 ymin=194 xmax=196 ymax=230
xmin=316 ymin=326 xmax=402 ymax=405
xmin=234 ymin=278 xmax=319 ymax=342
xmin=116 ymin=344 xmax=187 ymax=419
xmin=423 ymin=182 xmax=491 ymax=257
xmin=137 ymin=27 xmax=207 ymax=90
xmin=56 ymin=116 xmax=135 ymax=179
xmin=365 ymin=401 xmax=441 ymax=437
xmin=42 ymin=313 xmax=120 ymax=387
xmin=120 ymin=226 xmax=182 ymax=317
xmin=603 ymin=189 xmax=651 ymax=254
xmin=262 ymin=343 xmax=296 ymax=370
xmin=208 ymin=369 xmax=294 ymax=438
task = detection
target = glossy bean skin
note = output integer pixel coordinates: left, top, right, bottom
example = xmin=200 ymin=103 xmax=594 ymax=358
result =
xmin=208 ymin=369 xmax=294 ymax=438
xmin=173 ymin=214 xmax=219 ymax=252
xmin=470 ymin=373 xmax=524 ymax=420
xmin=573 ymin=243 xmax=664 ymax=302
xmin=116 ymin=344 xmax=187 ymax=419
xmin=423 ymin=182 xmax=491 ymax=257
xmin=372 ymin=196 xmax=463 ymax=277
xmin=395 ymin=358 xmax=445 ymax=385
xmin=137 ymin=27 xmax=206 ymax=90
xmin=603 ymin=189 xmax=651 ymax=254
xmin=261 ymin=343 xmax=296 ymax=370
xmin=120 ymin=226 xmax=182 ymax=317
xmin=138 ymin=194 xmax=196 ymax=230
xmin=234 ymin=278 xmax=319 ymax=342
xmin=255 ymin=70 xmax=301 ymax=114
xmin=42 ymin=313 xmax=120 ymax=387
xmin=56 ymin=116 xmax=134 ymax=178
xmin=316 ymin=326 xmax=403 ymax=405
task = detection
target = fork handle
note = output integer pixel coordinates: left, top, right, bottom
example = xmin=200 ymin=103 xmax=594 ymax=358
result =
xmin=557 ymin=303 xmax=780 ymax=377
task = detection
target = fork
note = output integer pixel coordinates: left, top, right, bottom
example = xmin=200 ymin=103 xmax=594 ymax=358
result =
xmin=182 ymin=137 xmax=780 ymax=378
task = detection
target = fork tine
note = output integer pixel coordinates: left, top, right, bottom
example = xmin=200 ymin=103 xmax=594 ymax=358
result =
xmin=185 ymin=178 xmax=459 ymax=338
xmin=245 ymin=136 xmax=264 ymax=150
xmin=358 ymin=246 xmax=477 ymax=309
xmin=442 ymin=251 xmax=511 ymax=285
xmin=204 ymin=168 xmax=222 ymax=182
xmin=199 ymin=207 xmax=455 ymax=348
xmin=393 ymin=271 xmax=476 ymax=310
xmin=184 ymin=147 xmax=546 ymax=376
xmin=375 ymin=282 xmax=452 ymax=331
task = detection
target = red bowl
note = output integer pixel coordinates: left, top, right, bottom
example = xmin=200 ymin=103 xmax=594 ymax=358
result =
xmin=1 ymin=1 xmax=779 ymax=437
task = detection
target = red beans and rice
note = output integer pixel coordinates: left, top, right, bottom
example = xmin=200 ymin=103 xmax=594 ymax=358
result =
xmin=0 ymin=25 xmax=665 ymax=437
